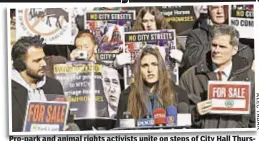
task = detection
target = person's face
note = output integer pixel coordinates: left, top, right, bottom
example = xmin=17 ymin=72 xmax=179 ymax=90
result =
xmin=142 ymin=12 xmax=157 ymax=31
xmin=75 ymin=36 xmax=95 ymax=60
xmin=102 ymin=68 xmax=121 ymax=110
xmin=141 ymin=54 xmax=159 ymax=84
xmin=24 ymin=47 xmax=46 ymax=80
xmin=211 ymin=35 xmax=237 ymax=68
xmin=209 ymin=6 xmax=226 ymax=24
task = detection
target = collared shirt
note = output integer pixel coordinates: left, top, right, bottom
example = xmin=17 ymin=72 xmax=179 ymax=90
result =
xmin=213 ymin=62 xmax=232 ymax=81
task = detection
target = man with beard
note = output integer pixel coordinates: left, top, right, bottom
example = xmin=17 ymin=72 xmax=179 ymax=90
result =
xmin=11 ymin=35 xmax=76 ymax=132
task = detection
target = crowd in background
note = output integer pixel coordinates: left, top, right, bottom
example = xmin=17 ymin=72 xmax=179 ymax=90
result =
xmin=9 ymin=5 xmax=255 ymax=132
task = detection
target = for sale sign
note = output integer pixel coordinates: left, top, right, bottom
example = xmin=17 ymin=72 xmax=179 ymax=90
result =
xmin=207 ymin=81 xmax=251 ymax=115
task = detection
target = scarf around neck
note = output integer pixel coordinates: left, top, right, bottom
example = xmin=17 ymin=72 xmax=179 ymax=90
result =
xmin=143 ymin=84 xmax=163 ymax=117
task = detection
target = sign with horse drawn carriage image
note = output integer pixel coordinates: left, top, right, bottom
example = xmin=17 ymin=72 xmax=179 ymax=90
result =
xmin=16 ymin=8 xmax=73 ymax=45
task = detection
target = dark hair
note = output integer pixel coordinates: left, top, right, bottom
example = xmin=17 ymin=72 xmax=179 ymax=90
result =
xmin=131 ymin=7 xmax=184 ymax=50
xmin=11 ymin=35 xmax=45 ymax=72
xmin=128 ymin=47 xmax=176 ymax=119
xmin=132 ymin=7 xmax=172 ymax=31
xmin=12 ymin=35 xmax=45 ymax=61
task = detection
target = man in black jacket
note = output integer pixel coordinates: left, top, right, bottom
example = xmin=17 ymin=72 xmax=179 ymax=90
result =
xmin=11 ymin=35 xmax=76 ymax=132
xmin=182 ymin=5 xmax=254 ymax=72
xmin=179 ymin=25 xmax=255 ymax=128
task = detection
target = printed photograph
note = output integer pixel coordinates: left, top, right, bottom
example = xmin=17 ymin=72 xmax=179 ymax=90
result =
xmin=8 ymin=4 xmax=255 ymax=134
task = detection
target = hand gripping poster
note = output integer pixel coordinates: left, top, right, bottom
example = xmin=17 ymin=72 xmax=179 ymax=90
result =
xmin=124 ymin=29 xmax=178 ymax=88
xmin=16 ymin=8 xmax=73 ymax=45
xmin=84 ymin=10 xmax=135 ymax=65
xmin=53 ymin=61 xmax=121 ymax=119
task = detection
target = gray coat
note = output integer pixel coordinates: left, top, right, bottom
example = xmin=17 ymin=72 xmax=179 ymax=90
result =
xmin=179 ymin=52 xmax=255 ymax=128
xmin=182 ymin=22 xmax=254 ymax=71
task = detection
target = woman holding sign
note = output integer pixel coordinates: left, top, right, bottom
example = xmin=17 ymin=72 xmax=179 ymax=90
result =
xmin=114 ymin=7 xmax=184 ymax=84
xmin=132 ymin=7 xmax=171 ymax=31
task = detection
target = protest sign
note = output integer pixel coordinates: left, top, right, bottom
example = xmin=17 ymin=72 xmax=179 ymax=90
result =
xmin=53 ymin=61 xmax=121 ymax=119
xmin=85 ymin=10 xmax=135 ymax=65
xmin=157 ymin=6 xmax=199 ymax=36
xmin=16 ymin=8 xmax=73 ymax=44
xmin=229 ymin=5 xmax=254 ymax=39
xmin=208 ymin=81 xmax=251 ymax=114
xmin=23 ymin=100 xmax=69 ymax=132
xmin=124 ymin=29 xmax=178 ymax=88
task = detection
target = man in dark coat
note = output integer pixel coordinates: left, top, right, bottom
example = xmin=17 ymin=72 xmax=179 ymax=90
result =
xmin=179 ymin=25 xmax=255 ymax=128
xmin=182 ymin=5 xmax=254 ymax=72
xmin=11 ymin=35 xmax=76 ymax=132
